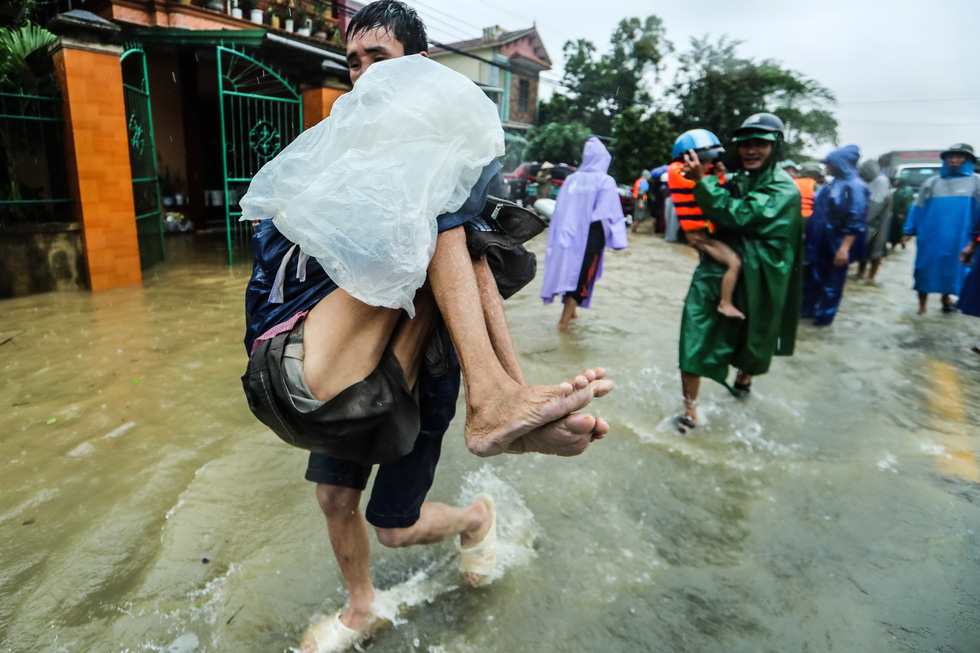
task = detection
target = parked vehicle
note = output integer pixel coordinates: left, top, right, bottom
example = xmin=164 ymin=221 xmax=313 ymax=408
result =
xmin=503 ymin=161 xmax=575 ymax=204
xmin=879 ymin=150 xmax=943 ymax=189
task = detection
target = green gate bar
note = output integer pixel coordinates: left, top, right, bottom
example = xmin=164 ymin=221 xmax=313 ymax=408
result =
xmin=120 ymin=44 xmax=165 ymax=269
xmin=217 ymin=45 xmax=302 ymax=265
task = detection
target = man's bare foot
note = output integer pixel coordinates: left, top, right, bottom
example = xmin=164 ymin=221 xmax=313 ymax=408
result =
xmin=718 ymin=302 xmax=746 ymax=320
xmin=464 ymin=368 xmax=609 ymax=457
xmin=508 ymin=413 xmax=611 ymax=456
xmin=557 ymin=321 xmax=572 ymax=332
xmin=917 ymin=306 xmax=927 ymax=315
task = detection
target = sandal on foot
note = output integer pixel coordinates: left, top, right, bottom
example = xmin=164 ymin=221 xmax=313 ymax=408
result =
xmin=674 ymin=415 xmax=696 ymax=435
xmin=732 ymin=380 xmax=752 ymax=399
xmin=942 ymin=301 xmax=956 ymax=314
xmin=459 ymin=493 xmax=497 ymax=587
xmin=301 ymin=610 xmax=386 ymax=653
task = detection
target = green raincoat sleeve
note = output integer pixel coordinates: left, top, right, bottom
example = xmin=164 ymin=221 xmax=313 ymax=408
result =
xmin=678 ymin=170 xmax=804 ymax=388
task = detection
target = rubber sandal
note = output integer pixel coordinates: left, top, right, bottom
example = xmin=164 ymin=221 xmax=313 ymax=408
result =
xmin=300 ymin=610 xmax=387 ymax=653
xmin=458 ymin=493 xmax=497 ymax=587
xmin=732 ymin=380 xmax=752 ymax=399
xmin=675 ymin=415 xmax=696 ymax=435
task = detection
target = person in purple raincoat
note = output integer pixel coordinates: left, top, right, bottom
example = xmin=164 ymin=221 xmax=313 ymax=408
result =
xmin=540 ymin=137 xmax=629 ymax=331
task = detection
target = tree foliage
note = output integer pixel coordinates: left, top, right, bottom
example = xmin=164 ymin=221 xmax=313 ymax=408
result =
xmin=672 ymin=35 xmax=838 ymax=160
xmin=533 ymin=19 xmax=839 ymax=178
xmin=525 ymin=122 xmax=593 ymax=166
xmin=540 ymin=16 xmax=670 ymax=137
xmin=608 ymin=107 xmax=673 ymax=183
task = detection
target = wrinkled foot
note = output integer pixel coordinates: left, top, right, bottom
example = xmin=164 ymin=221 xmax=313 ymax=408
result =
xmin=717 ymin=303 xmax=746 ymax=320
xmin=464 ymin=369 xmax=610 ymax=457
xmin=508 ymin=413 xmax=611 ymax=456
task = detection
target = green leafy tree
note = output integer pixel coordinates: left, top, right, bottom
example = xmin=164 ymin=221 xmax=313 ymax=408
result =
xmin=0 ymin=22 xmax=58 ymax=94
xmin=525 ymin=122 xmax=592 ymax=165
xmin=609 ymin=107 xmax=673 ymax=183
xmin=538 ymin=16 xmax=670 ymax=137
xmin=672 ymin=35 xmax=837 ymax=160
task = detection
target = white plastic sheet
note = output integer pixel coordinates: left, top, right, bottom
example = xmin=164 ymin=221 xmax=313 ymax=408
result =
xmin=240 ymin=55 xmax=505 ymax=315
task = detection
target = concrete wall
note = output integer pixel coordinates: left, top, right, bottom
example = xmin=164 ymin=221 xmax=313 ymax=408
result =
xmin=0 ymin=224 xmax=87 ymax=298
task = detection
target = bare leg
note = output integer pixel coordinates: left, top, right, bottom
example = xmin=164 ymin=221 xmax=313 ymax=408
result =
xmin=918 ymin=291 xmax=928 ymax=315
xmin=427 ymin=228 xmax=605 ymax=456
xmin=374 ymin=501 xmax=491 ymax=586
xmin=857 ymin=260 xmax=868 ymax=279
xmin=869 ymin=258 xmax=883 ymax=282
xmin=557 ymin=296 xmax=578 ymax=332
xmin=692 ymin=235 xmax=745 ymax=320
xmin=305 ymin=485 xmax=375 ymax=640
xmin=681 ymin=370 xmax=701 ymax=424
xmin=473 ymin=257 xmax=524 ymax=384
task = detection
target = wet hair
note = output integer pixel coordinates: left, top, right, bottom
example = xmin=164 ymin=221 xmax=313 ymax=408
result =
xmin=346 ymin=1 xmax=428 ymax=55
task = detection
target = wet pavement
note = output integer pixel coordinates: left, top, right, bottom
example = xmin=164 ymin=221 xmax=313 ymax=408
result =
xmin=1 ymin=230 xmax=979 ymax=652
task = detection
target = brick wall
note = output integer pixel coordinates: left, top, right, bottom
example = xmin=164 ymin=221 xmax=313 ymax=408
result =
xmin=54 ymin=45 xmax=142 ymax=291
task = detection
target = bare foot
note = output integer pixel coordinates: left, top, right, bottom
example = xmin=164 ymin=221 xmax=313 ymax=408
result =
xmin=717 ymin=302 xmax=746 ymax=320
xmin=557 ymin=321 xmax=571 ymax=332
xmin=572 ymin=309 xmax=579 ymax=319
xmin=459 ymin=500 xmax=492 ymax=585
xmin=917 ymin=306 xmax=927 ymax=315
xmin=509 ymin=413 xmax=611 ymax=456
xmin=464 ymin=369 xmax=609 ymax=457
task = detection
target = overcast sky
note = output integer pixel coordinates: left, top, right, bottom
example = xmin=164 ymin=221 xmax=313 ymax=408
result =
xmin=410 ymin=0 xmax=980 ymax=160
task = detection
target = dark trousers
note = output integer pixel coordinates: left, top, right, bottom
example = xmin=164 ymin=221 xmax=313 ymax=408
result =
xmin=801 ymin=261 xmax=849 ymax=326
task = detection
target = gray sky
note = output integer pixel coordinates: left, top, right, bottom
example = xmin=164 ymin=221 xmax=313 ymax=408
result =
xmin=410 ymin=0 xmax=980 ymax=160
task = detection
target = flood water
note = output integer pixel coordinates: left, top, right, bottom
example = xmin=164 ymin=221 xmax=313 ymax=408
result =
xmin=2 ymin=230 xmax=979 ymax=652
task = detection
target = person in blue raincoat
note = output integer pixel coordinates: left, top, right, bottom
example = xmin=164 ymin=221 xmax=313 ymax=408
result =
xmin=801 ymin=145 xmax=869 ymax=326
xmin=901 ymin=143 xmax=980 ymax=314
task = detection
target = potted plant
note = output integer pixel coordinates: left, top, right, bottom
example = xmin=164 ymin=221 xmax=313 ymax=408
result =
xmin=158 ymin=165 xmax=185 ymax=208
xmin=265 ymin=4 xmax=280 ymax=29
xmin=312 ymin=14 xmax=328 ymax=39
xmin=229 ymin=0 xmax=242 ymax=19
xmin=295 ymin=9 xmax=312 ymax=36
xmin=239 ymin=0 xmax=262 ymax=24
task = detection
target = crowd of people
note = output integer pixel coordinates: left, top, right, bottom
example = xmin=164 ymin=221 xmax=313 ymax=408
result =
xmin=626 ymin=138 xmax=980 ymax=337
xmin=232 ymin=2 xmax=980 ymax=650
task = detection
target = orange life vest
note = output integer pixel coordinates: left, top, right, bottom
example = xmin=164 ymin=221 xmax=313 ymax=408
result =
xmin=632 ymin=177 xmax=646 ymax=200
xmin=668 ymin=161 xmax=715 ymax=232
xmin=795 ymin=177 xmax=816 ymax=218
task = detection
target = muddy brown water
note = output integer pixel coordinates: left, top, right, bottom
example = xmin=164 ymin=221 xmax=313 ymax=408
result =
xmin=2 ymin=231 xmax=979 ymax=652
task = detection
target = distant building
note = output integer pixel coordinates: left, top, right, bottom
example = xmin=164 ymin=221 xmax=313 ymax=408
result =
xmin=429 ymin=25 xmax=552 ymax=131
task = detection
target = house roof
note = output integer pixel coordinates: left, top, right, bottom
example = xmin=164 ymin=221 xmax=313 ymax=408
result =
xmin=429 ymin=26 xmax=552 ymax=69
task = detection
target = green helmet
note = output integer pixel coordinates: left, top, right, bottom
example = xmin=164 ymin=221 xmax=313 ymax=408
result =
xmin=732 ymin=112 xmax=785 ymax=142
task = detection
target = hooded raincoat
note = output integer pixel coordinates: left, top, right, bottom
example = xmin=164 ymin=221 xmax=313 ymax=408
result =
xmin=889 ymin=176 xmax=914 ymax=246
xmin=858 ymin=160 xmax=893 ymax=261
xmin=903 ymin=159 xmax=980 ymax=295
xmin=678 ymin=149 xmax=804 ymax=387
xmin=540 ymin=137 xmax=628 ymax=308
xmin=801 ymin=145 xmax=869 ymax=325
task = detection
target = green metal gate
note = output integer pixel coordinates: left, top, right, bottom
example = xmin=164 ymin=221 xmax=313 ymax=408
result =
xmin=217 ymin=45 xmax=302 ymax=264
xmin=121 ymin=44 xmax=165 ymax=269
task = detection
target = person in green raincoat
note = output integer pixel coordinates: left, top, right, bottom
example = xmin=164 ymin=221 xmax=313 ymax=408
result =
xmin=889 ymin=174 xmax=914 ymax=251
xmin=673 ymin=113 xmax=804 ymax=434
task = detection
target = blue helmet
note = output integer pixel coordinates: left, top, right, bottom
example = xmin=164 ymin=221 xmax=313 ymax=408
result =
xmin=672 ymin=129 xmax=725 ymax=162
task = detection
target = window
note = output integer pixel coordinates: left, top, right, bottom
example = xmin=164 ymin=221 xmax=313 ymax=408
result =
xmin=517 ymin=78 xmax=530 ymax=113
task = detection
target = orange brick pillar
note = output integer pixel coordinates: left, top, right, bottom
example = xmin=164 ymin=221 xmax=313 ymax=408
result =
xmin=53 ymin=38 xmax=142 ymax=291
xmin=302 ymin=86 xmax=348 ymax=131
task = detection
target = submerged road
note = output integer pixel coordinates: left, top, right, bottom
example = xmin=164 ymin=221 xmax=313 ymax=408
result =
xmin=1 ymin=231 xmax=978 ymax=652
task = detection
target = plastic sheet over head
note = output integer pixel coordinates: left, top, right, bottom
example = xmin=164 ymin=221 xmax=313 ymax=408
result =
xmin=240 ymin=55 xmax=505 ymax=315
